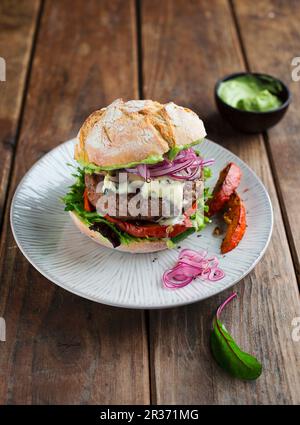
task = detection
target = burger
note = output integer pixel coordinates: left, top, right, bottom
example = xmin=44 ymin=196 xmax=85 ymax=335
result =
xmin=63 ymin=99 xmax=213 ymax=253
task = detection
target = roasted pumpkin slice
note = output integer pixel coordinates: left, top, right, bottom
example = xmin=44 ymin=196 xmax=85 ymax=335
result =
xmin=221 ymin=192 xmax=246 ymax=254
xmin=207 ymin=162 xmax=242 ymax=217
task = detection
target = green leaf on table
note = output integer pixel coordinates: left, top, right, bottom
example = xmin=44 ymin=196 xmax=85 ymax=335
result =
xmin=210 ymin=293 xmax=262 ymax=380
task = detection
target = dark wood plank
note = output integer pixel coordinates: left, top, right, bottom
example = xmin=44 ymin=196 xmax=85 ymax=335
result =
xmin=142 ymin=0 xmax=300 ymax=404
xmin=0 ymin=0 xmax=149 ymax=405
xmin=0 ymin=0 xmax=41 ymax=228
xmin=232 ymin=0 xmax=300 ymax=282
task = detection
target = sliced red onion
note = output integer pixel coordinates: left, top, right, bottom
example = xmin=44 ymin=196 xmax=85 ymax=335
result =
xmin=137 ymin=164 xmax=150 ymax=181
xmin=126 ymin=148 xmax=214 ymax=181
xmin=163 ymin=248 xmax=225 ymax=290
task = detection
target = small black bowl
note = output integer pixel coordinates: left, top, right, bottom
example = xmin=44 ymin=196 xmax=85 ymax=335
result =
xmin=215 ymin=72 xmax=291 ymax=133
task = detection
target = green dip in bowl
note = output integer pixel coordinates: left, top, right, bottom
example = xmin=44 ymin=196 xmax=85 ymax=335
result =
xmin=218 ymin=75 xmax=283 ymax=112
xmin=215 ymin=72 xmax=290 ymax=133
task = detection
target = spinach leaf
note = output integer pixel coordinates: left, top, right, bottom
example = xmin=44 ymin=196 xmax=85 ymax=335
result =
xmin=210 ymin=293 xmax=262 ymax=380
xmin=89 ymin=221 xmax=121 ymax=248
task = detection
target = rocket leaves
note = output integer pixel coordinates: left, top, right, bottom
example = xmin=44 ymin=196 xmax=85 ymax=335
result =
xmin=210 ymin=293 xmax=262 ymax=380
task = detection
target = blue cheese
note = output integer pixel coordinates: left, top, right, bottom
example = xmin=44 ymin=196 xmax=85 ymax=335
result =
xmin=102 ymin=175 xmax=143 ymax=194
xmin=102 ymin=175 xmax=117 ymax=193
xmin=140 ymin=177 xmax=185 ymax=212
xmin=102 ymin=175 xmax=185 ymax=212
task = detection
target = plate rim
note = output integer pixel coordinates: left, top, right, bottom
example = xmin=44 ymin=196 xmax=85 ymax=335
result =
xmin=10 ymin=138 xmax=274 ymax=309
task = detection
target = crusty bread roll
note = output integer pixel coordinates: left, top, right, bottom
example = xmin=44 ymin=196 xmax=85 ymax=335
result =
xmin=70 ymin=211 xmax=168 ymax=253
xmin=75 ymin=99 xmax=206 ymax=168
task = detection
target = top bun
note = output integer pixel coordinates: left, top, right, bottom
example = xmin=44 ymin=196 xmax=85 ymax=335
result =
xmin=75 ymin=99 xmax=206 ymax=168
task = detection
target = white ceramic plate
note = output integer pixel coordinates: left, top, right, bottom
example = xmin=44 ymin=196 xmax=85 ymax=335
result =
xmin=10 ymin=139 xmax=273 ymax=309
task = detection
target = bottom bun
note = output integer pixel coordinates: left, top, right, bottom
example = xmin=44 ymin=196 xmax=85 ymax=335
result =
xmin=69 ymin=211 xmax=169 ymax=253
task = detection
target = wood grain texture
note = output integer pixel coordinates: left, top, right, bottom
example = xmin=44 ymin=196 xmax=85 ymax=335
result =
xmin=0 ymin=0 xmax=40 ymax=229
xmin=232 ymin=0 xmax=300 ymax=282
xmin=141 ymin=0 xmax=300 ymax=404
xmin=0 ymin=0 xmax=149 ymax=405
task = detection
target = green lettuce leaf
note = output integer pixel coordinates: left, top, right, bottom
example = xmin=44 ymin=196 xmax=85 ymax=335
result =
xmin=77 ymin=154 xmax=164 ymax=173
xmin=190 ymin=186 xmax=211 ymax=231
xmin=167 ymin=139 xmax=204 ymax=160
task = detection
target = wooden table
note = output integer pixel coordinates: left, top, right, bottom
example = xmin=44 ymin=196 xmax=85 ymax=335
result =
xmin=0 ymin=0 xmax=299 ymax=405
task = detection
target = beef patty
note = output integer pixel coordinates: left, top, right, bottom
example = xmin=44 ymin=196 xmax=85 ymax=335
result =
xmin=85 ymin=172 xmax=204 ymax=222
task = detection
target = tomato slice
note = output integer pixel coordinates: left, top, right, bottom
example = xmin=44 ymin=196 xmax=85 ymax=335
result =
xmin=83 ymin=188 xmax=94 ymax=212
xmin=184 ymin=201 xmax=197 ymax=218
xmin=105 ymin=215 xmax=192 ymax=239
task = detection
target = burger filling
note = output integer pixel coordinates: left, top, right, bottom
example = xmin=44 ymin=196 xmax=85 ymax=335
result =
xmin=63 ymin=153 xmax=211 ymax=248
xmin=84 ymin=172 xmax=203 ymax=222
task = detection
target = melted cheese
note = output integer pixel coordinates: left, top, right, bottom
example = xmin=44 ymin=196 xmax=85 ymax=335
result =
xmin=102 ymin=175 xmax=185 ymax=212
xmin=102 ymin=175 xmax=117 ymax=193
xmin=140 ymin=177 xmax=184 ymax=211
xmin=158 ymin=215 xmax=185 ymax=226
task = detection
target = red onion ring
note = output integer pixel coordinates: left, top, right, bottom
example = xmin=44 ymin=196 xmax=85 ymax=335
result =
xmin=163 ymin=248 xmax=225 ymax=290
xmin=126 ymin=148 xmax=214 ymax=181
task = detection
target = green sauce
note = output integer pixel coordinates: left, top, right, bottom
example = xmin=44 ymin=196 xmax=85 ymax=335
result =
xmin=218 ymin=75 xmax=282 ymax=112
